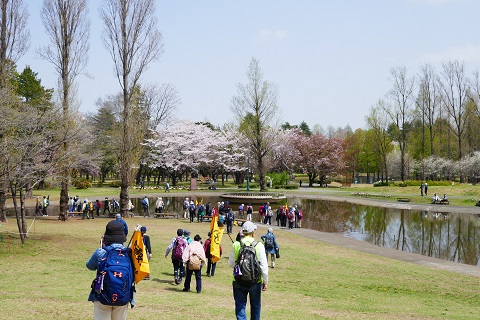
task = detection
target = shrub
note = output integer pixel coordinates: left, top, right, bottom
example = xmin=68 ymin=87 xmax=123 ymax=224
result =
xmin=237 ymin=183 xmax=259 ymax=189
xmin=109 ymin=180 xmax=122 ymax=188
xmin=394 ymin=181 xmax=408 ymax=187
xmin=267 ymin=171 xmax=289 ymax=187
xmin=72 ymin=178 xmax=92 ymax=189
xmin=373 ymin=181 xmax=388 ymax=187
xmin=274 ymin=185 xmax=299 ymax=190
xmin=403 ymin=180 xmax=453 ymax=187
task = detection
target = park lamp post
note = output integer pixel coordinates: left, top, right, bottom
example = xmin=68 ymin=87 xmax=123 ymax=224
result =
xmin=247 ymin=155 xmax=251 ymax=191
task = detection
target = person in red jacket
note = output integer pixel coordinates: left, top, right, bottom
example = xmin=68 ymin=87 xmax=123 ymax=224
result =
xmin=203 ymin=232 xmax=222 ymax=277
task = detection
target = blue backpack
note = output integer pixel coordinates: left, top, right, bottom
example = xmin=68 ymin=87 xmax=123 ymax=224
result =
xmin=94 ymin=247 xmax=134 ymax=306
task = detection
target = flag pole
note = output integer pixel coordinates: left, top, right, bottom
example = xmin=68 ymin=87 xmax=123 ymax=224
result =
xmin=127 ymin=224 xmax=142 ymax=247
xmin=227 ymin=231 xmax=234 ymax=243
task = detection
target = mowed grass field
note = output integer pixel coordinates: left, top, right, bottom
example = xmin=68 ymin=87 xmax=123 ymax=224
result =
xmin=1 ymin=215 xmax=480 ymax=320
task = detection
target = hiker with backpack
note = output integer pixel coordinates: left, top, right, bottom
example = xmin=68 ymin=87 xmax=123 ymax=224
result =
xmin=82 ymin=200 xmax=90 ymax=220
xmin=141 ymin=196 xmax=150 ymax=218
xmin=165 ymin=228 xmax=187 ymax=285
xmin=183 ymin=229 xmax=193 ymax=244
xmin=258 ymin=204 xmax=265 ymax=224
xmin=95 ymin=199 xmax=102 ymax=217
xmin=246 ymin=203 xmax=253 ymax=221
xmin=103 ymin=197 xmax=111 ymax=216
xmin=225 ymin=208 xmax=235 ymax=234
xmin=183 ymin=198 xmax=190 ymax=219
xmin=182 ymin=234 xmax=207 ymax=293
xmin=155 ymin=196 xmax=164 ymax=213
xmin=42 ymin=195 xmax=49 ymax=216
xmin=115 ymin=213 xmax=128 ymax=236
xmin=189 ymin=201 xmax=196 ymax=223
xmin=86 ymin=220 xmax=135 ymax=319
xmin=264 ymin=205 xmax=273 ymax=225
xmin=288 ymin=208 xmax=296 ymax=230
xmin=197 ymin=203 xmax=205 ymax=222
xmin=228 ymin=221 xmax=268 ymax=320
xmin=141 ymin=226 xmax=152 ymax=280
xmin=261 ymin=228 xmax=279 ymax=268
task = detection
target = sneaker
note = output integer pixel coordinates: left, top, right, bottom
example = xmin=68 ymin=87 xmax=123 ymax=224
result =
xmin=272 ymin=262 xmax=275 ymax=268
xmin=174 ymin=277 xmax=179 ymax=284
xmin=182 ymin=288 xmax=190 ymax=292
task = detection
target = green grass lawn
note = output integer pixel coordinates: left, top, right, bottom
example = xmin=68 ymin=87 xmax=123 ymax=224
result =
xmin=1 ymin=216 xmax=480 ymax=319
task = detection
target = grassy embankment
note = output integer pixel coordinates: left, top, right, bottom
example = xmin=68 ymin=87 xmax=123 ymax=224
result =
xmin=1 ymin=215 xmax=480 ymax=319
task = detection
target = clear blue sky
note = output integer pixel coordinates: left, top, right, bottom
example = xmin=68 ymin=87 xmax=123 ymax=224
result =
xmin=17 ymin=0 xmax=480 ymax=130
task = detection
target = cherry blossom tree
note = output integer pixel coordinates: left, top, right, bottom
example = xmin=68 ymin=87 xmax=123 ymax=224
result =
xmin=145 ymin=120 xmax=246 ymax=185
xmin=287 ymin=129 xmax=345 ymax=187
xmin=423 ymin=156 xmax=454 ymax=180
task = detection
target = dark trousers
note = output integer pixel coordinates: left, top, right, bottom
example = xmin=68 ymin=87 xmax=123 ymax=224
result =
xmin=233 ymin=281 xmax=262 ymax=320
xmin=206 ymin=258 xmax=217 ymax=276
xmin=226 ymin=220 xmax=233 ymax=234
xmin=184 ymin=267 xmax=202 ymax=292
xmin=264 ymin=216 xmax=272 ymax=225
xmin=172 ymin=259 xmax=185 ymax=280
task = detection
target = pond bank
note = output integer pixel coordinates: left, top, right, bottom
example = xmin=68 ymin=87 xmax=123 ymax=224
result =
xmin=7 ymin=189 xmax=480 ymax=277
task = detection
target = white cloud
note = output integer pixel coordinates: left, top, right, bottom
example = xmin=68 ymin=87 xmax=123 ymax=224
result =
xmin=423 ymin=44 xmax=480 ymax=63
xmin=256 ymin=29 xmax=288 ymax=41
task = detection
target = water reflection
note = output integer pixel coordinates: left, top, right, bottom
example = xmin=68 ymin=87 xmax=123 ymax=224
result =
xmin=291 ymin=197 xmax=480 ymax=267
xmin=8 ymin=195 xmax=480 ymax=266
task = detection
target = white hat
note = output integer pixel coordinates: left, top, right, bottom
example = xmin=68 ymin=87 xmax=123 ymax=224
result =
xmin=241 ymin=221 xmax=257 ymax=233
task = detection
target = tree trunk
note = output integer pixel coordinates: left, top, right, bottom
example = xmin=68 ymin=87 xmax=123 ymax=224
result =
xmin=0 ymin=189 xmax=6 ymax=222
xmin=11 ymin=181 xmax=26 ymax=244
xmin=59 ymin=179 xmax=69 ymax=221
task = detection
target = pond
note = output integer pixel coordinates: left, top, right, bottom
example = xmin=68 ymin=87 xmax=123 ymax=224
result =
xmin=9 ymin=195 xmax=480 ymax=266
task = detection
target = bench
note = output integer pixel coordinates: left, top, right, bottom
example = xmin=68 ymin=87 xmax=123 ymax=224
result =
xmin=397 ymin=198 xmax=412 ymax=202
xmin=203 ymin=215 xmax=213 ymax=221
xmin=432 ymin=200 xmax=449 ymax=205
xmin=153 ymin=212 xmax=177 ymax=219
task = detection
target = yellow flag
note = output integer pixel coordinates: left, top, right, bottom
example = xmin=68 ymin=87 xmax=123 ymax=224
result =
xmin=210 ymin=214 xmax=223 ymax=263
xmin=130 ymin=230 xmax=150 ymax=283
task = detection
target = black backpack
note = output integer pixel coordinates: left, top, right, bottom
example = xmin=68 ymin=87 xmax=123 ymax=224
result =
xmin=264 ymin=235 xmax=274 ymax=249
xmin=235 ymin=241 xmax=260 ymax=286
